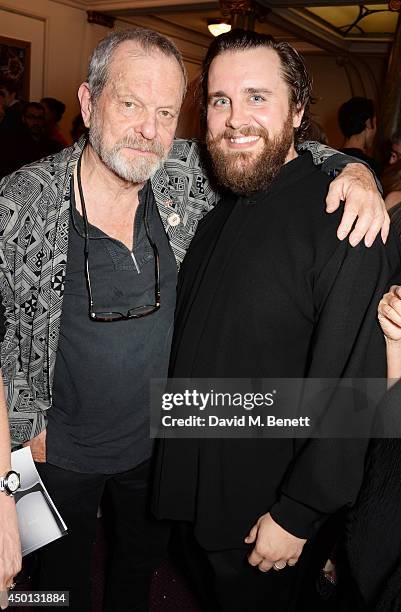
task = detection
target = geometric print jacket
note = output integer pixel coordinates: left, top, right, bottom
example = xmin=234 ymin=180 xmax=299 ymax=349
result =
xmin=0 ymin=136 xmax=346 ymax=445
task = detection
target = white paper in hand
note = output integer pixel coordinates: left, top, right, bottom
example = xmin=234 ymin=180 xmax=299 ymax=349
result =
xmin=11 ymin=447 xmax=67 ymax=556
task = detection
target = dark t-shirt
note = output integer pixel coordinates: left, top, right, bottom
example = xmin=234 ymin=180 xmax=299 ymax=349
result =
xmin=340 ymin=147 xmax=381 ymax=178
xmin=47 ymin=181 xmax=177 ymax=474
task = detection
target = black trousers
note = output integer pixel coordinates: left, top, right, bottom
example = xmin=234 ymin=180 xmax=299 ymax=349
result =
xmin=171 ymin=523 xmax=329 ymax=612
xmin=34 ymin=459 xmax=170 ymax=612
xmin=206 ymin=548 xmax=300 ymax=611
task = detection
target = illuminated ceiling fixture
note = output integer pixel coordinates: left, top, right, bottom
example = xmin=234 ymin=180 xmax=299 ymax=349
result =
xmin=207 ymin=19 xmax=232 ymax=37
xmin=207 ymin=0 xmax=270 ymax=36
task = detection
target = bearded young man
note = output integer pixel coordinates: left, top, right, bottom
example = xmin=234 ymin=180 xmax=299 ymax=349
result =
xmin=153 ymin=30 xmax=401 ymax=611
xmin=0 ymin=26 xmax=393 ymax=611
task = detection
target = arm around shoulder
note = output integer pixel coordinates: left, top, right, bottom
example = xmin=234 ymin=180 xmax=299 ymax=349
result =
xmin=298 ymin=141 xmax=388 ymax=247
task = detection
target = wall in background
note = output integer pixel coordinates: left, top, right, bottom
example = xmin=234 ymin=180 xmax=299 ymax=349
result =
xmin=0 ymin=0 xmax=389 ymax=149
xmin=0 ymin=0 xmax=209 ymax=142
xmin=305 ymin=54 xmax=387 ymax=149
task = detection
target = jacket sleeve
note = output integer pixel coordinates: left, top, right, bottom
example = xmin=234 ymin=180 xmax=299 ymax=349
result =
xmin=298 ymin=140 xmax=382 ymax=192
xmin=269 ymin=230 xmax=401 ymax=538
xmin=0 ymin=173 xmax=48 ymax=445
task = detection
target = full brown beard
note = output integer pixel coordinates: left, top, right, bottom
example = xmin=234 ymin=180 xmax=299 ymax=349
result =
xmin=206 ymin=111 xmax=295 ymax=195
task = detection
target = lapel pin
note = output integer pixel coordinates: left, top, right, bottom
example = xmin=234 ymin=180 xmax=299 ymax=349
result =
xmin=167 ymin=212 xmax=181 ymax=227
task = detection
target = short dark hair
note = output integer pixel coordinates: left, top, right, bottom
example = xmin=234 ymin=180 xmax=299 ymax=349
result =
xmin=40 ymin=97 xmax=66 ymax=123
xmin=338 ymin=97 xmax=375 ymax=138
xmin=199 ymin=28 xmax=312 ymax=144
xmin=23 ymin=102 xmax=45 ymax=116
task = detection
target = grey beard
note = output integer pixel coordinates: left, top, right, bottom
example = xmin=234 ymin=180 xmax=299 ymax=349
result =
xmin=89 ymin=121 xmax=166 ymax=184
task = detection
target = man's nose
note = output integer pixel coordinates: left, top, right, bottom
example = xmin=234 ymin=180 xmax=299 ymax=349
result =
xmin=135 ymin=111 xmax=157 ymax=140
xmin=226 ymin=104 xmax=250 ymax=131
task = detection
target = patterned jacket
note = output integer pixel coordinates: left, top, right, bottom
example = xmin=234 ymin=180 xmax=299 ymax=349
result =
xmin=0 ymin=137 xmax=346 ymax=444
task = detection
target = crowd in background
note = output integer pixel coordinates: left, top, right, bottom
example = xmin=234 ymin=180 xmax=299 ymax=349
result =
xmin=0 ymin=74 xmax=401 ymax=211
xmin=305 ymin=95 xmax=401 ymax=239
xmin=0 ymin=78 xmax=86 ymax=178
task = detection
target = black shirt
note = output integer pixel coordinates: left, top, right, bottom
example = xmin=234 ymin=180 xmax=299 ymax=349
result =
xmin=153 ymin=152 xmax=401 ymax=549
xmin=389 ymin=201 xmax=401 ymax=241
xmin=47 ymin=181 xmax=177 ymax=474
xmin=340 ymin=147 xmax=381 ymax=178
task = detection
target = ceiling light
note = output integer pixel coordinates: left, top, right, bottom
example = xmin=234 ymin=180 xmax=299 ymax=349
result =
xmin=207 ymin=20 xmax=231 ymax=37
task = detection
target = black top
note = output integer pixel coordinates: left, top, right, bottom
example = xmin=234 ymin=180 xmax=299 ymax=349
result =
xmin=389 ymin=201 xmax=401 ymax=241
xmin=340 ymin=147 xmax=381 ymax=178
xmin=345 ymin=384 xmax=401 ymax=607
xmin=47 ymin=182 xmax=177 ymax=474
xmin=153 ymin=152 xmax=401 ymax=550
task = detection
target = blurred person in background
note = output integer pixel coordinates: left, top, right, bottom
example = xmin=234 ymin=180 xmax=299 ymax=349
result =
xmin=0 ymin=79 xmax=23 ymax=135
xmin=22 ymin=102 xmax=46 ymax=143
xmin=388 ymin=130 xmax=401 ymax=166
xmin=382 ymin=159 xmax=401 ymax=211
xmin=338 ymin=97 xmax=381 ymax=177
xmin=21 ymin=102 xmax=63 ymax=156
xmin=40 ymin=97 xmax=68 ymax=148
xmin=0 ymin=102 xmax=62 ymax=178
xmin=381 ymin=160 xmax=401 ymax=240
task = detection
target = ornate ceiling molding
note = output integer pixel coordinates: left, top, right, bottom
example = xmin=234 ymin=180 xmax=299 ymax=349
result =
xmin=71 ymin=0 xmax=216 ymax=9
xmin=49 ymin=0 xmax=395 ymax=56
xmin=268 ymin=8 xmax=350 ymax=51
xmin=260 ymin=0 xmax=388 ymax=6
xmin=267 ymin=6 xmax=392 ymax=55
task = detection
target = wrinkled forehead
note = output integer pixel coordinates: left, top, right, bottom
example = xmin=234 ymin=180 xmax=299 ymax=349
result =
xmin=106 ymin=41 xmax=185 ymax=90
xmin=109 ymin=41 xmax=154 ymax=68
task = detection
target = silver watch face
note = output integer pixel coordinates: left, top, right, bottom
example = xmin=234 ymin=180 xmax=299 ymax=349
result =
xmin=6 ymin=472 xmax=20 ymax=493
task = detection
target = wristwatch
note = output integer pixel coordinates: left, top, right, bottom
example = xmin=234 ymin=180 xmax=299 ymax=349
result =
xmin=0 ymin=470 xmax=21 ymax=496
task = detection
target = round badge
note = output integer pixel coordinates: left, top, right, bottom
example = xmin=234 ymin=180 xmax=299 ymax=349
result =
xmin=167 ymin=212 xmax=181 ymax=227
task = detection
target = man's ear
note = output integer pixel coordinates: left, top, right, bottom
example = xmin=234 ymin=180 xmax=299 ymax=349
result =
xmin=292 ymin=105 xmax=304 ymax=129
xmin=365 ymin=116 xmax=376 ymax=131
xmin=78 ymin=82 xmax=92 ymax=128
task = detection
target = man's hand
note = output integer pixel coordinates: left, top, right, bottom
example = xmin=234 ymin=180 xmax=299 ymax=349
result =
xmin=23 ymin=429 xmax=46 ymax=463
xmin=0 ymin=495 xmax=21 ymax=609
xmin=244 ymin=512 xmax=306 ymax=572
xmin=326 ymin=163 xmax=389 ymax=247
